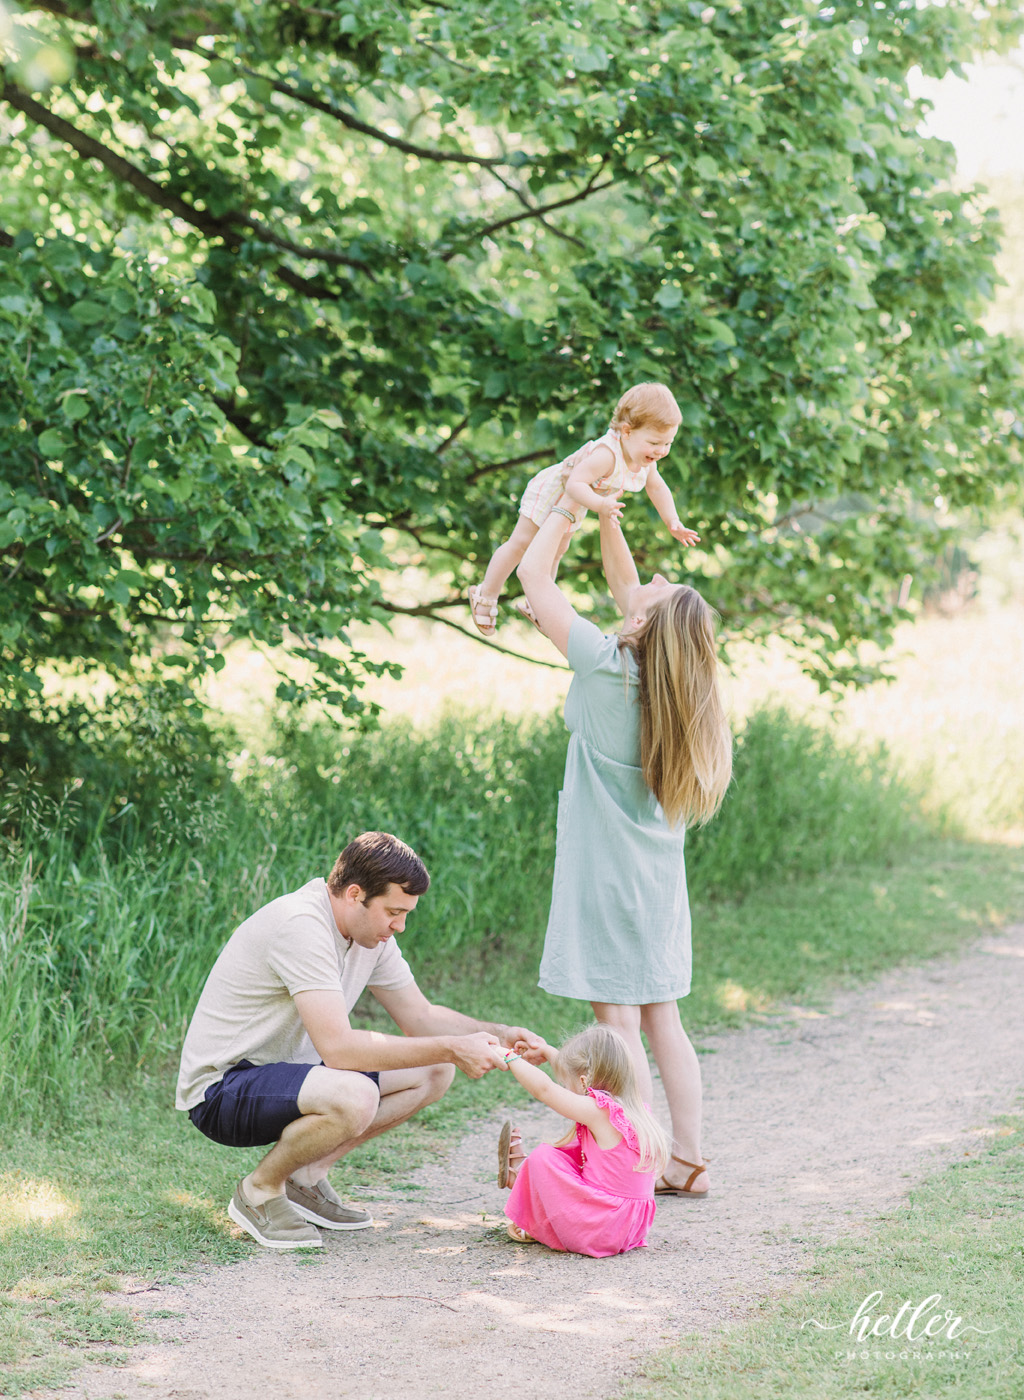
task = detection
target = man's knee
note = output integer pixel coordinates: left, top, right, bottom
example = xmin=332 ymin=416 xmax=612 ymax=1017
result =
xmin=421 ymin=1062 xmax=456 ymax=1104
xmin=298 ymin=1068 xmax=381 ymax=1134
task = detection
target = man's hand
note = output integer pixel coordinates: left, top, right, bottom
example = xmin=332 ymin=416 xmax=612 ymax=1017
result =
xmin=450 ymin=1031 xmax=504 ymax=1078
xmin=668 ymin=518 xmax=701 ymax=546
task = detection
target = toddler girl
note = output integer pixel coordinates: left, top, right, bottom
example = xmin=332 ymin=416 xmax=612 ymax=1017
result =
xmin=468 ymin=382 xmax=700 ymax=635
xmin=495 ymin=1024 xmax=669 ymax=1257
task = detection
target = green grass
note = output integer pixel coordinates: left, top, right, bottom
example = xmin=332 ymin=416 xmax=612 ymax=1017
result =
xmin=0 ymin=705 xmax=920 ymax=1116
xmin=0 ymin=704 xmax=1021 ymax=1392
xmin=625 ymin=1113 xmax=1024 ymax=1400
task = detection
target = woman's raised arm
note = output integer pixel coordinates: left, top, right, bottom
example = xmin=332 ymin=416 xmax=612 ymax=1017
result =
xmin=515 ymin=507 xmax=578 ymax=658
xmin=599 ymin=513 xmax=640 ymax=620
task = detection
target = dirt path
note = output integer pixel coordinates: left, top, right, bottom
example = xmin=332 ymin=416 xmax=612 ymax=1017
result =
xmin=61 ymin=925 xmax=1024 ymax=1400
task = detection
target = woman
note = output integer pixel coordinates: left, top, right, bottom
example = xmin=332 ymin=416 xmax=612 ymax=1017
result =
xmin=516 ymin=493 xmax=731 ymax=1196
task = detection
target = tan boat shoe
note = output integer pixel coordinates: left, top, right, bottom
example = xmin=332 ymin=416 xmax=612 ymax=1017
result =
xmin=228 ymin=1181 xmax=323 ymax=1249
xmin=286 ymin=1177 xmax=373 ymax=1230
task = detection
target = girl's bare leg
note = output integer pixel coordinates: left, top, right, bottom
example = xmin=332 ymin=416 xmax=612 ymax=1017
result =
xmin=478 ymin=515 xmax=539 ymax=601
xmin=550 ymin=530 xmax=572 ymax=581
xmin=640 ymin=1000 xmax=706 ymax=1190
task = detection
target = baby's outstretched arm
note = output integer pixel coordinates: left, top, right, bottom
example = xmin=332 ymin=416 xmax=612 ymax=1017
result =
xmin=565 ymin=445 xmax=625 ymax=522
xmin=645 ymin=466 xmax=700 ymax=546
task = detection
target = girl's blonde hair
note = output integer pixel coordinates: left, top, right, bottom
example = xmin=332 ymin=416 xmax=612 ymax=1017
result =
xmin=623 ymin=586 xmax=732 ymax=828
xmin=610 ymin=382 xmax=682 ymax=434
xmin=555 ymin=1024 xmax=669 ymax=1175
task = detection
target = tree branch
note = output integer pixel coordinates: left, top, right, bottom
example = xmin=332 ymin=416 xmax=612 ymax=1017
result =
xmin=435 ymin=416 xmax=469 ymax=454
xmin=491 ymin=170 xmax=586 ymax=249
xmin=378 ymin=595 xmax=464 ymax=617
xmin=375 ymin=601 xmax=569 ymax=670
xmin=387 ymin=521 xmax=475 ymax=565
xmin=189 ymin=47 xmax=511 ymax=168
xmin=439 ymin=163 xmax=614 ymax=261
xmin=0 ymin=81 xmax=372 ymax=274
xmin=1 ymin=80 xmax=230 ymax=241
xmin=466 ymin=448 xmax=550 ymax=484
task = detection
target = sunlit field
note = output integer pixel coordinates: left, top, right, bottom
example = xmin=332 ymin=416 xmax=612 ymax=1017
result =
xmin=206 ymin=528 xmax=1024 ymax=843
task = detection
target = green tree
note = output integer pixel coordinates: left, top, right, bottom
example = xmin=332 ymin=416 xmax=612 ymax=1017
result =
xmin=2 ymin=0 xmax=1022 ymax=734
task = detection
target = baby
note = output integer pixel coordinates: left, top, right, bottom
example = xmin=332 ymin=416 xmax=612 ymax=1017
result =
xmin=468 ymin=382 xmax=699 ymax=635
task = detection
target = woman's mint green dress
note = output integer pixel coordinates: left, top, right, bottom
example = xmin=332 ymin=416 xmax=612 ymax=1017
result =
xmin=538 ymin=617 xmax=691 ymax=1005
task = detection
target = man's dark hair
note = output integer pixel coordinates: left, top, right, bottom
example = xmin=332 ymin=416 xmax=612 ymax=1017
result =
xmin=327 ymin=831 xmax=430 ymax=902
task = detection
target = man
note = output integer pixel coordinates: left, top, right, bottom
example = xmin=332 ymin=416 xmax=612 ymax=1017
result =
xmin=176 ymin=831 xmax=541 ymax=1249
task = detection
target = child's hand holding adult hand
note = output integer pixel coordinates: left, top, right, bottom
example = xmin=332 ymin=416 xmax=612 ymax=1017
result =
xmin=514 ymin=1034 xmax=552 ymax=1066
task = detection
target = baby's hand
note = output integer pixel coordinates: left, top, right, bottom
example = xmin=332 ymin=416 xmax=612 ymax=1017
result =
xmin=668 ymin=519 xmax=700 ymax=547
xmin=596 ymin=492 xmax=624 ymax=524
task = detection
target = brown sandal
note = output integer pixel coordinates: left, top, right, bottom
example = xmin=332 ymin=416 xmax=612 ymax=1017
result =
xmin=497 ymin=1120 xmax=512 ymax=1188
xmin=654 ymin=1155 xmax=710 ymax=1198
xmin=507 ymin=1223 xmax=536 ymax=1243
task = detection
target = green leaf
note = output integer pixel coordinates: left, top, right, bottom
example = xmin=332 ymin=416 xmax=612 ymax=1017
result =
xmin=700 ymin=317 xmax=737 ymax=347
xmin=62 ymin=393 xmax=91 ymax=422
xmin=655 ymin=283 xmax=684 ymax=310
xmin=206 ymin=59 xmax=236 ymax=87
xmin=243 ymin=75 xmax=273 ymax=102
xmin=37 ymin=429 xmax=67 ymax=457
xmin=70 ymin=300 xmax=107 ymax=325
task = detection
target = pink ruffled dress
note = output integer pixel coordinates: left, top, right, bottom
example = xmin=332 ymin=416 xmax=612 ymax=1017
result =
xmin=504 ymin=1089 xmax=657 ymax=1257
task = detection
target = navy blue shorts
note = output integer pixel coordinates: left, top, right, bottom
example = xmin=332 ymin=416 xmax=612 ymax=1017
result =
xmin=188 ymin=1060 xmax=381 ymax=1149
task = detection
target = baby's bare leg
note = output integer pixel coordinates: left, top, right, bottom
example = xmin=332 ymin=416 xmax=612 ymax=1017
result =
xmin=550 ymin=529 xmax=573 ymax=581
xmin=478 ymin=514 xmax=539 ymax=601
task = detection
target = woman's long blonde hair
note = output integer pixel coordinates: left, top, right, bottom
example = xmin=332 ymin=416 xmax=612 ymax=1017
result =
xmin=623 ymin=585 xmax=732 ymax=828
xmin=555 ymin=1025 xmax=669 ymax=1175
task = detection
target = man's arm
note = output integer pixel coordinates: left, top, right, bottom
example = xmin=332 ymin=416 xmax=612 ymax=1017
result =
xmin=293 ymin=988 xmax=501 ymax=1079
xmin=371 ymin=981 xmax=547 ymax=1064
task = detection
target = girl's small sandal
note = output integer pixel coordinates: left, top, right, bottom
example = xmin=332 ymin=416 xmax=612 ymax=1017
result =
xmin=654 ymin=1155 xmax=710 ymax=1199
xmin=507 ymin=1223 xmax=536 ymax=1244
xmin=513 ymin=598 xmax=542 ymax=632
xmin=497 ymin=1120 xmax=512 ymax=1189
xmin=468 ymin=585 xmax=498 ymax=637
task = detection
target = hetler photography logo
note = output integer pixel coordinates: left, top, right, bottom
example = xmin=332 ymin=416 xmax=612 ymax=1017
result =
xmin=800 ymin=1290 xmax=1002 ymax=1365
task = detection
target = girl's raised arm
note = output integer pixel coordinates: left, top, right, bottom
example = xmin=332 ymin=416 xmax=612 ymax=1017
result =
xmin=501 ymin=1053 xmax=610 ymax=1135
xmin=598 ymin=512 xmax=640 ymax=619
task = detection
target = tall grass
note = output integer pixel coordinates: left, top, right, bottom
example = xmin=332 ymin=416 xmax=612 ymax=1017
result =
xmin=0 ymin=706 xmax=919 ymax=1125
xmin=686 ymin=708 xmax=918 ymax=893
